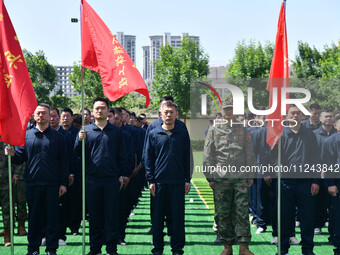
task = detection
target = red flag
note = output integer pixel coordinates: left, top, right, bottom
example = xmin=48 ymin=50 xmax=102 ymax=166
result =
xmin=0 ymin=0 xmax=37 ymax=146
xmin=266 ymin=1 xmax=289 ymax=149
xmin=81 ymin=0 xmax=150 ymax=107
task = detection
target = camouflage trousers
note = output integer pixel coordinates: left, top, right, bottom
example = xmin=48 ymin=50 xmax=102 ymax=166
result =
xmin=214 ymin=178 xmax=251 ymax=244
xmin=13 ymin=180 xmax=27 ymax=221
xmin=0 ymin=181 xmax=11 ymax=229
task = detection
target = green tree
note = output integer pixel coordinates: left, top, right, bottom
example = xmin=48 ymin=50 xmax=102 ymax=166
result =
xmin=225 ymin=40 xmax=274 ymax=108
xmin=291 ymin=41 xmax=340 ymax=109
xmin=24 ymin=49 xmax=58 ymax=103
xmin=226 ymin=40 xmax=274 ymax=79
xmin=152 ymin=36 xmax=209 ymax=120
xmin=69 ymin=62 xmax=150 ymax=110
xmin=291 ymin=41 xmax=323 ymax=78
xmin=24 ymin=49 xmax=71 ymax=109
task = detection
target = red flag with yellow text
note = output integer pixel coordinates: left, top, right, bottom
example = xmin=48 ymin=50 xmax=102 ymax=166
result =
xmin=81 ymin=0 xmax=150 ymax=106
xmin=0 ymin=0 xmax=37 ymax=146
xmin=266 ymin=1 xmax=289 ymax=149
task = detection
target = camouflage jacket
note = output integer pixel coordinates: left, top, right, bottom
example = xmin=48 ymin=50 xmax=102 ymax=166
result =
xmin=203 ymin=123 xmax=257 ymax=182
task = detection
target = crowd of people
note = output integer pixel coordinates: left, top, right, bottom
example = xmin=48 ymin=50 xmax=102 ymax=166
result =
xmin=1 ymin=96 xmax=192 ymax=255
xmin=1 ymin=96 xmax=340 ymax=255
xmin=204 ymin=102 xmax=340 ymax=255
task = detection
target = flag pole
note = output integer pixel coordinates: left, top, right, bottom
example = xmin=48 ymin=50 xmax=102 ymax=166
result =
xmin=278 ymin=1 xmax=286 ymax=254
xmin=277 ymin=138 xmax=282 ymax=255
xmin=81 ymin=65 xmax=86 ymax=255
xmin=79 ymin=1 xmax=86 ymax=254
xmin=7 ymin=145 xmax=14 ymax=255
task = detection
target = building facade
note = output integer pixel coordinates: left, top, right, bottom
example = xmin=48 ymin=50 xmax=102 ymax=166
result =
xmin=142 ymin=33 xmax=200 ymax=83
xmin=55 ymin=66 xmax=79 ymax=98
xmin=116 ymin=32 xmax=136 ymax=63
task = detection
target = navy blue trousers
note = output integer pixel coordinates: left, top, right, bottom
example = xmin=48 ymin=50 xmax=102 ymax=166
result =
xmin=329 ymin=189 xmax=340 ymax=252
xmin=280 ymin=181 xmax=315 ymax=254
xmin=86 ymin=177 xmax=120 ymax=253
xmin=152 ymin=183 xmax=185 ymax=254
xmin=26 ymin=184 xmax=59 ymax=253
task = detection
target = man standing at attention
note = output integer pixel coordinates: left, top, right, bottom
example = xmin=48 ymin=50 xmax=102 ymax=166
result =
xmin=144 ymin=101 xmax=191 ymax=255
xmin=6 ymin=104 xmax=68 ymax=255
xmin=75 ymin=97 xmax=128 ymax=255
xmin=203 ymin=98 xmax=256 ymax=255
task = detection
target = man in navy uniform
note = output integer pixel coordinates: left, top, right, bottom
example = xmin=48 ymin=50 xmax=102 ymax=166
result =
xmin=6 ymin=103 xmax=68 ymax=255
xmin=75 ymin=97 xmax=128 ymax=255
xmin=144 ymin=101 xmax=191 ymax=255
xmin=324 ymin=129 xmax=340 ymax=255
xmin=276 ymin=105 xmax=320 ymax=255
xmin=313 ymin=108 xmax=336 ymax=235
xmin=61 ymin=107 xmax=82 ymax=235
xmin=301 ymin=103 xmax=321 ymax=130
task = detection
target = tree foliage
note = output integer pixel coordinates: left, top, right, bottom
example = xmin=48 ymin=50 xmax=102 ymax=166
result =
xmin=225 ymin=40 xmax=274 ymax=108
xmin=152 ymin=36 xmax=209 ymax=118
xmin=24 ymin=49 xmax=71 ymax=109
xmin=226 ymin=40 xmax=274 ymax=79
xmin=69 ymin=62 xmax=150 ymax=111
xmin=292 ymin=41 xmax=340 ymax=78
xmin=291 ymin=41 xmax=340 ymax=109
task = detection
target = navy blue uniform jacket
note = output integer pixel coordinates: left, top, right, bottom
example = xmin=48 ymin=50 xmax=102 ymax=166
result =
xmin=144 ymin=124 xmax=191 ymax=185
xmin=74 ymin=122 xmax=128 ymax=179
xmin=14 ymin=126 xmax=68 ymax=186
xmin=324 ymin=133 xmax=340 ymax=188
xmin=277 ymin=125 xmax=320 ymax=184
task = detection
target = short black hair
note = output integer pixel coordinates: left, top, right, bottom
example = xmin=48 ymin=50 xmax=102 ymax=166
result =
xmin=50 ymin=106 xmax=60 ymax=116
xmin=37 ymin=103 xmax=50 ymax=112
xmin=81 ymin=107 xmax=91 ymax=115
xmin=309 ymin=103 xmax=321 ymax=111
xmin=139 ymin=113 xmax=146 ymax=118
xmin=120 ymin=107 xmax=130 ymax=115
xmin=246 ymin=112 xmax=255 ymax=120
xmin=335 ymin=115 xmax=340 ymax=123
xmin=93 ymin=97 xmax=109 ymax=108
xmin=320 ymin=108 xmax=334 ymax=114
xmin=61 ymin=107 xmax=73 ymax=115
xmin=161 ymin=101 xmax=177 ymax=111
xmin=113 ymin=107 xmax=122 ymax=116
xmin=159 ymin=96 xmax=174 ymax=104
xmin=72 ymin=114 xmax=82 ymax=125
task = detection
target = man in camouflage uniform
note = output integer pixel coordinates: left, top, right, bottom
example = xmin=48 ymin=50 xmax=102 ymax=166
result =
xmin=203 ymin=99 xmax=256 ymax=255
xmin=0 ymin=141 xmax=20 ymax=246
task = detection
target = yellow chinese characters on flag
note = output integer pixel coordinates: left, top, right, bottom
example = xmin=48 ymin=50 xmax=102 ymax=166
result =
xmin=0 ymin=0 xmax=37 ymax=146
xmin=81 ymin=0 xmax=150 ymax=106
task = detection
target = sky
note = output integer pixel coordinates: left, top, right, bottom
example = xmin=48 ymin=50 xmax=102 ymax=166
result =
xmin=4 ymin=0 xmax=340 ymax=72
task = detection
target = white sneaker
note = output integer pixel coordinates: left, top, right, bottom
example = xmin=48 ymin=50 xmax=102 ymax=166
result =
xmin=58 ymin=239 xmax=67 ymax=246
xmin=295 ymin=221 xmax=300 ymax=227
xmin=130 ymin=210 xmax=135 ymax=216
xmin=41 ymin=237 xmax=46 ymax=246
xmin=314 ymin=227 xmax=321 ymax=235
xmin=289 ymin=236 xmax=300 ymax=245
xmin=256 ymin=227 xmax=265 ymax=234
xmin=324 ymin=221 xmax=329 ymax=227
xmin=271 ymin=236 xmax=278 ymax=244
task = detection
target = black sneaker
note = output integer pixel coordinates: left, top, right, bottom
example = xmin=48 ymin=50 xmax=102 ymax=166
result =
xmin=118 ymin=239 xmax=127 ymax=245
xmin=214 ymin=235 xmax=221 ymax=244
xmin=87 ymin=251 xmax=102 ymax=255
xmin=27 ymin=252 xmax=40 ymax=255
xmin=107 ymin=252 xmax=118 ymax=255
xmin=46 ymin=252 xmax=57 ymax=255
